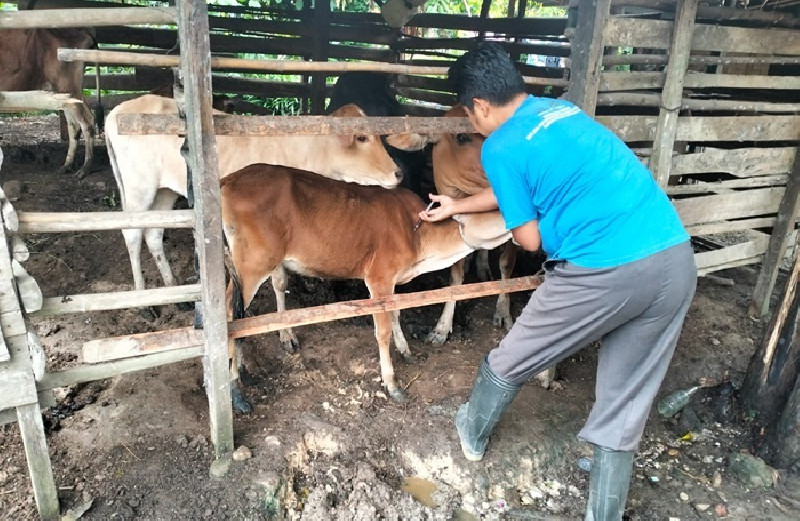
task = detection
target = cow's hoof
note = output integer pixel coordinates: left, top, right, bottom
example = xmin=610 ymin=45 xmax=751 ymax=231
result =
xmin=231 ymin=385 xmax=253 ymax=414
xmin=425 ymin=330 xmax=448 ymax=347
xmin=176 ymin=301 xmax=194 ymax=312
xmin=138 ymin=306 xmax=160 ymax=322
xmin=55 ymin=165 xmax=71 ymax=176
xmin=281 ymin=338 xmax=299 ymax=354
xmin=493 ymin=313 xmax=513 ymax=331
xmin=76 ymin=167 xmax=90 ymax=179
xmin=389 ymin=387 xmax=408 ymax=403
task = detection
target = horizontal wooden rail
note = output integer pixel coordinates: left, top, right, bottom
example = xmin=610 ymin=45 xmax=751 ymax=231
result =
xmin=16 ymin=210 xmax=195 ymax=233
xmin=602 ymin=54 xmax=800 ymax=67
xmin=0 ymin=7 xmax=176 ymax=28
xmin=80 ymin=275 xmax=544 ymax=365
xmin=0 ymin=91 xmax=82 ymax=112
xmin=37 ymin=346 xmax=203 ymax=392
xmin=31 ymin=284 xmax=202 ymax=316
xmin=116 ymin=114 xmax=474 ymax=136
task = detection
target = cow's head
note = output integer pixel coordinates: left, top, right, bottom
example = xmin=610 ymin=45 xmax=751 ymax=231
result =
xmin=386 ymin=105 xmax=487 ymax=195
xmin=327 ymin=104 xmax=402 ymax=188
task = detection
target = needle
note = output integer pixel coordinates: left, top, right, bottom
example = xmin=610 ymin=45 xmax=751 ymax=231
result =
xmin=413 ymin=200 xmax=437 ymax=231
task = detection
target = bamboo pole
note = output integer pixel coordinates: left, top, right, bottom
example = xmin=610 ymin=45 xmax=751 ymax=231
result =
xmin=115 ymin=114 xmax=475 ymax=136
xmin=0 ymin=7 xmax=176 ymax=28
xmin=650 ymin=0 xmax=699 ymax=188
xmin=16 ymin=210 xmax=194 ymax=234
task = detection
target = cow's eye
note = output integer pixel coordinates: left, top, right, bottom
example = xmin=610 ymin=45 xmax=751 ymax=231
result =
xmin=356 ymin=135 xmax=368 ymax=143
xmin=456 ymin=133 xmax=471 ymax=144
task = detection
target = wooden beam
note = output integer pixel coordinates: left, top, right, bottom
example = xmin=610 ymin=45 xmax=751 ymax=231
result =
xmin=596 ymin=116 xmax=800 ymax=143
xmin=672 ymin=148 xmax=797 ymax=178
xmin=685 ymin=217 xmax=778 ymax=237
xmin=84 ymin=326 xmax=203 ymax=364
xmin=751 ymin=151 xmax=800 ymax=318
xmin=674 ymin=187 xmax=785 ymax=227
xmin=31 ymin=284 xmax=202 ymax=316
xmin=650 ymin=0 xmax=698 ymax=188
xmin=599 ymin=72 xmax=800 ymax=92
xmin=694 ymin=236 xmax=770 ymax=274
xmin=0 ymin=7 xmax=176 ymax=28
xmin=565 ymin=0 xmax=612 ymax=114
xmin=665 ymin=175 xmax=787 ymax=196
xmin=17 ymin=403 xmax=59 ymax=520
xmin=176 ymin=0 xmax=233 ymax=460
xmin=0 ymin=91 xmax=83 ymax=112
xmin=16 ymin=210 xmax=194 ymax=234
xmin=115 ymin=114 xmax=475 ymax=136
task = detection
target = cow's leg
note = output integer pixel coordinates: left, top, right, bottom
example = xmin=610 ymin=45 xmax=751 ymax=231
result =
xmin=493 ymin=241 xmax=517 ymax=330
xmin=74 ymin=101 xmax=95 ymax=179
xmin=122 ymin=227 xmax=147 ymax=293
xmin=426 ymin=258 xmax=465 ymax=346
xmin=225 ymin=278 xmax=251 ymax=413
xmin=270 ymin=265 xmax=299 ymax=354
xmin=390 ymin=311 xmax=412 ymax=359
xmin=143 ymin=189 xmax=180 ymax=287
xmin=58 ymin=106 xmax=80 ymax=175
xmin=366 ymin=278 xmax=406 ymax=402
xmin=475 ymin=249 xmax=492 ymax=282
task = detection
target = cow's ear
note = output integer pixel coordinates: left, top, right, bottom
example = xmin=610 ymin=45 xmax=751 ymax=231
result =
xmin=338 ymin=133 xmax=356 ymax=147
xmin=386 ymin=133 xmax=433 ymax=151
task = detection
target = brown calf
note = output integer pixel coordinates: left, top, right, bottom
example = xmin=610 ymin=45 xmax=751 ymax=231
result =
xmin=221 ymin=164 xmax=511 ymax=412
xmin=0 ymin=28 xmax=95 ymax=177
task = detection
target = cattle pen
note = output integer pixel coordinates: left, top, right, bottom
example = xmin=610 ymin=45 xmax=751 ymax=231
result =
xmin=1 ymin=1 xmax=799 ymax=519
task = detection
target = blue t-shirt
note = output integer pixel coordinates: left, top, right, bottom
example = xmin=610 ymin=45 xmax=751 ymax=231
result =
xmin=482 ymin=96 xmax=689 ymax=268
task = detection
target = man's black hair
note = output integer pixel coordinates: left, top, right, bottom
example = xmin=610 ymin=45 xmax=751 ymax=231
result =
xmin=448 ymin=42 xmax=526 ymax=109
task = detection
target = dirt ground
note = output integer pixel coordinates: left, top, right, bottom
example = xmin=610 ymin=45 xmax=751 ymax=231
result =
xmin=1 ymin=114 xmax=799 ymax=520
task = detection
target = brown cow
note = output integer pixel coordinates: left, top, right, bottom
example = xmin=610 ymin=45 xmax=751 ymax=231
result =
xmin=0 ymin=28 xmax=95 ymax=177
xmin=105 ymin=94 xmax=402 ymax=293
xmin=388 ymin=105 xmax=519 ymax=343
xmin=221 ymin=164 xmax=511 ymax=412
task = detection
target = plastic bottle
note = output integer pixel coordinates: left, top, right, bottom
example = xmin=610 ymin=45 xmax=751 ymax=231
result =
xmin=657 ymin=386 xmax=701 ymax=418
xmin=714 ymin=371 xmax=735 ymax=423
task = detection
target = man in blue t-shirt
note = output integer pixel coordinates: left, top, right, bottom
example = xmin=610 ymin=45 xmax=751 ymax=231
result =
xmin=418 ymin=43 xmax=697 ymax=520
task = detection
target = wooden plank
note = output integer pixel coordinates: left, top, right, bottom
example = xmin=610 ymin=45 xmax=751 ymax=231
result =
xmin=603 ymin=17 xmax=672 ymax=48
xmin=694 ymin=237 xmax=770 ymax=273
xmin=0 ymin=7 xmax=176 ymax=28
xmin=597 ymin=93 xmax=800 ymax=113
xmin=16 ymin=210 xmax=194 ymax=234
xmin=564 ymin=0 xmax=612 ymax=114
xmin=751 ymin=151 xmax=800 ymax=317
xmin=36 ymin=346 xmax=203 ymax=392
xmin=177 ymin=0 xmax=233 ymax=459
xmin=685 ymin=217 xmax=777 ymax=237
xmin=116 ymin=114 xmax=475 ymax=137
xmin=599 ymin=72 xmax=800 ymax=92
xmin=17 ymin=402 xmax=59 ymax=520
xmin=697 ymin=255 xmax=762 ymax=276
xmin=0 ymin=369 xmax=37 ymax=409
xmin=84 ymin=326 xmax=203 ymax=364
xmin=32 ymin=284 xmax=202 ymax=317
xmin=596 ymin=116 xmax=800 ymax=143
xmin=672 ymin=148 xmax=797 ymax=178
xmin=692 ymin=25 xmax=800 ymax=55
xmin=0 ymin=91 xmax=83 ymax=112
xmin=651 ymin=0 xmax=699 ymax=187
xmin=666 ymin=175 xmax=787 ymax=196
xmin=674 ymin=187 xmax=785 ymax=227
xmin=0 ymin=328 xmax=8 ymax=363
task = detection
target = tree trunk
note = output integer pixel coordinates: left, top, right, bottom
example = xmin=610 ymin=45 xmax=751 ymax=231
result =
xmin=742 ymin=232 xmax=800 ymax=467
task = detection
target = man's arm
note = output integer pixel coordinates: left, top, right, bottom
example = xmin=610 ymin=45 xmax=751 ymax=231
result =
xmin=418 ymin=186 xmax=498 ymax=222
xmin=511 ymin=220 xmax=541 ymax=252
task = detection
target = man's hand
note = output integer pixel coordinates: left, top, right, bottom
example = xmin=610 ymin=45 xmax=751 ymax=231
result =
xmin=418 ymin=194 xmax=456 ymax=222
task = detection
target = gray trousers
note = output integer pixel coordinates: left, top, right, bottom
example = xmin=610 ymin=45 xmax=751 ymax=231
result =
xmin=488 ymin=241 xmax=697 ymax=451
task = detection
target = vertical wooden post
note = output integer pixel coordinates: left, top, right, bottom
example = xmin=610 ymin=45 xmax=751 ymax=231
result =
xmin=17 ymin=403 xmax=59 ymax=520
xmin=311 ymin=0 xmax=331 ymax=115
xmin=750 ymin=150 xmax=800 ymax=318
xmin=176 ymin=0 xmax=234 ymax=460
xmin=564 ymin=0 xmax=612 ymax=115
xmin=649 ymin=0 xmax=699 ymax=187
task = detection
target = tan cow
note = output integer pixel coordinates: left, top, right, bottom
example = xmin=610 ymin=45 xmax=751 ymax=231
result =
xmin=105 ymin=94 xmax=402 ymax=293
xmin=388 ymin=105 xmax=518 ymax=344
xmin=221 ymin=164 xmax=511 ymax=412
xmin=0 ymin=28 xmax=95 ymax=177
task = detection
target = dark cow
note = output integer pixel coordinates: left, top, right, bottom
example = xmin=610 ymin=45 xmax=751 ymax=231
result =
xmin=0 ymin=28 xmax=96 ymax=177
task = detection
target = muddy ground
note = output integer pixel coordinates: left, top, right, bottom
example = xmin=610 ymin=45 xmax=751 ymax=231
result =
xmin=1 ymin=114 xmax=798 ymax=520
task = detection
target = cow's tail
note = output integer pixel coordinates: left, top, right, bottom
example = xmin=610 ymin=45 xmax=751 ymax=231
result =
xmin=105 ymin=134 xmax=126 ymax=210
xmin=224 ymin=242 xmax=245 ymax=322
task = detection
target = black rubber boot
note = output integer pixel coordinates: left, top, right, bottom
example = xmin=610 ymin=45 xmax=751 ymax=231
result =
xmin=455 ymin=357 xmax=521 ymax=461
xmin=584 ymin=445 xmax=634 ymax=521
